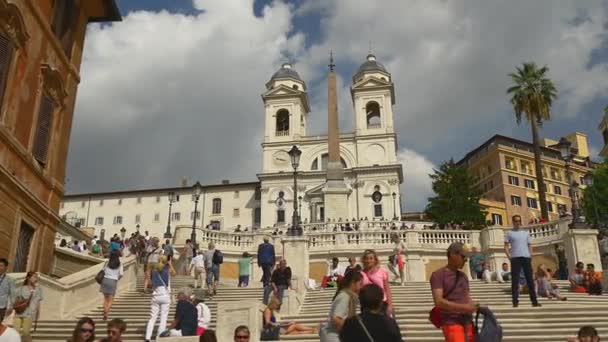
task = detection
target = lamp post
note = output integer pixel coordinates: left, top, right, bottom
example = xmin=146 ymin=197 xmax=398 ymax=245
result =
xmin=288 ymin=145 xmax=302 ymax=236
xmin=120 ymin=227 xmax=126 ymax=240
xmin=191 ymin=181 xmax=203 ymax=243
xmin=556 ymin=137 xmax=586 ymax=229
xmin=298 ymin=196 xmax=303 ymax=222
xmin=164 ymin=192 xmax=175 ymax=238
xmin=392 ymin=192 xmax=397 ymax=220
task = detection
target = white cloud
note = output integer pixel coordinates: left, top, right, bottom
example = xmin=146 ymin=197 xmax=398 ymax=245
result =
xmin=67 ymin=0 xmax=608 ymax=213
xmin=397 ymin=148 xmax=435 ymax=211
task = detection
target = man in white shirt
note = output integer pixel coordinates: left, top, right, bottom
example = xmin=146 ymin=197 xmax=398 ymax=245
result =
xmin=189 ymin=250 xmax=206 ymax=288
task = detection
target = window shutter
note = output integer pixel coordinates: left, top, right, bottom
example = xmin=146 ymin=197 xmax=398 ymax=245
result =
xmin=0 ymin=34 xmax=13 ymax=111
xmin=32 ymin=96 xmax=55 ymax=165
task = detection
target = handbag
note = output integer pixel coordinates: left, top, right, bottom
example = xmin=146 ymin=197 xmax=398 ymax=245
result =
xmin=260 ymin=326 xmax=280 ymax=341
xmin=95 ymin=262 xmax=108 ymax=284
xmin=13 ymin=292 xmax=33 ymax=314
xmin=429 ymin=270 xmax=462 ymax=328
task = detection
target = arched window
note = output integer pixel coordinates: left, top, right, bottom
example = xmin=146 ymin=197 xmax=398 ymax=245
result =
xmin=276 ymin=109 xmax=289 ymax=136
xmin=212 ymin=198 xmax=222 ymax=214
xmin=366 ymin=101 xmax=381 ymax=129
xmin=311 ymin=153 xmax=347 ymax=170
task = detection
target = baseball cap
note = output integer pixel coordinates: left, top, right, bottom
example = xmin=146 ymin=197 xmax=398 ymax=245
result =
xmin=447 ymin=242 xmax=472 ymax=257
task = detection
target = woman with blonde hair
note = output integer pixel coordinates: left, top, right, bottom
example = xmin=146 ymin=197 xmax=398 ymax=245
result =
xmin=144 ymin=256 xmax=176 ymax=342
xmin=361 ymin=249 xmax=394 ymax=317
xmin=262 ymin=296 xmax=316 ymax=338
xmin=536 ymin=264 xmax=566 ymax=301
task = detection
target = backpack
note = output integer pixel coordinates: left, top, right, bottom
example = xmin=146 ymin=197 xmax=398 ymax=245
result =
xmin=212 ymin=250 xmax=223 ymax=265
xmin=474 ymin=307 xmax=503 ymax=342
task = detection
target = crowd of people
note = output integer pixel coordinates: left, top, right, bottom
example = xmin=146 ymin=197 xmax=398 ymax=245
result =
xmin=1 ymin=216 xmax=605 ymax=342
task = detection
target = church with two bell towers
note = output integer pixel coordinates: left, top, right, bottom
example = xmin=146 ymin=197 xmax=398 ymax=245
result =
xmin=257 ymin=54 xmax=403 ymax=228
xmin=59 ymin=54 xmax=404 ymax=237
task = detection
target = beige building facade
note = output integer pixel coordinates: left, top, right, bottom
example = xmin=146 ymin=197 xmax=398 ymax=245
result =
xmin=458 ymin=134 xmax=593 ymax=226
xmin=60 ymin=54 xmax=404 ymax=239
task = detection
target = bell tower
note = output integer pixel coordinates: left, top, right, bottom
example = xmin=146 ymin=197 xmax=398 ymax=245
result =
xmin=350 ymin=54 xmax=396 ymax=136
xmin=261 ymin=63 xmax=310 ymax=144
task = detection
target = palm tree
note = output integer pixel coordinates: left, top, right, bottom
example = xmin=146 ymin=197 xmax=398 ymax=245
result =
xmin=507 ymin=62 xmax=558 ymax=221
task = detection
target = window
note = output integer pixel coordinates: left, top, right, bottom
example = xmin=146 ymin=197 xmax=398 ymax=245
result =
xmin=488 ymin=180 xmax=494 ymax=189
xmin=374 ymin=204 xmax=383 ymax=217
xmin=557 ymin=204 xmax=567 ymax=213
xmin=527 ymin=197 xmax=538 ymax=209
xmin=547 ymin=202 xmax=553 ymax=212
xmin=275 ymin=109 xmax=289 ymax=136
xmin=254 ymin=207 xmax=261 ymax=224
xmin=51 ymin=0 xmax=77 ymax=57
xmin=505 ymin=158 xmax=516 ymax=170
xmin=32 ymin=95 xmax=55 ymax=166
xmin=135 ymin=214 xmax=141 ymax=224
xmin=491 ymin=213 xmax=503 ymax=226
xmin=156 ymin=196 xmax=161 ymax=203
xmin=172 ymin=212 xmax=181 ymax=222
xmin=366 ymin=101 xmax=381 ymax=129
xmin=137 ymin=197 xmax=142 ymax=204
xmin=521 ymin=161 xmax=532 ymax=174
xmin=81 ymin=201 xmax=85 ymax=208
xmin=234 ymin=191 xmax=240 ymax=199
xmin=212 ymin=198 xmax=222 ymax=214
xmin=311 ymin=158 xmax=318 ymax=170
xmin=175 ymin=194 xmax=180 ymax=202
xmin=317 ymin=153 xmax=347 ymax=171
xmin=95 ymin=217 xmax=103 ymax=225
xmin=483 ymin=183 xmax=488 ymax=192
xmin=508 ymin=176 xmax=519 ymax=186
xmin=0 ymin=34 xmax=14 ymax=113
xmin=118 ymin=199 xmax=122 ymax=205
xmin=77 ymin=218 xmax=85 ymax=227
xmin=550 ymin=168 xmax=561 ymax=181
xmin=233 ymin=208 xmax=240 ymax=217
xmin=113 ymin=216 xmax=122 ymax=225
xmin=99 ymin=199 xmax=104 ymax=206
xmin=510 ymin=196 xmax=522 ymax=206
xmin=554 ymin=185 xmax=562 ymax=195
xmin=277 ymin=209 xmax=285 ymax=223
xmin=524 ymin=179 xmax=535 ymax=189
xmin=190 ymin=211 xmax=200 ymax=220
xmin=153 ymin=213 xmax=160 ymax=222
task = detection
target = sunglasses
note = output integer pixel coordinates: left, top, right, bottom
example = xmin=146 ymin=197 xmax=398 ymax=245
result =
xmin=235 ymin=335 xmax=250 ymax=339
xmin=80 ymin=328 xmax=94 ymax=333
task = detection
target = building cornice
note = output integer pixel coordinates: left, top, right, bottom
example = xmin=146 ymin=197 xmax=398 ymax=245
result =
xmin=257 ymin=164 xmax=403 ymax=184
xmin=261 ymin=132 xmax=397 ymax=148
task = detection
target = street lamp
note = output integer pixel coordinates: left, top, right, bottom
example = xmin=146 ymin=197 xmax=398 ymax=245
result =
xmin=556 ymin=137 xmax=585 ymax=228
xmin=191 ymin=181 xmax=203 ymax=243
xmin=288 ymin=145 xmax=302 ymax=236
xmin=392 ymin=192 xmax=397 ymax=220
xmin=164 ymin=192 xmax=175 ymax=238
xmin=298 ymin=196 xmax=303 ymax=223
xmin=120 ymin=227 xmax=126 ymax=239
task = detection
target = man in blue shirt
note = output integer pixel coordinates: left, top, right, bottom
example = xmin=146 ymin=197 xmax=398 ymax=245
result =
xmin=504 ymin=214 xmax=540 ymax=307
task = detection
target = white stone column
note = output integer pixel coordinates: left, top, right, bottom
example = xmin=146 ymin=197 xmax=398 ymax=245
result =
xmin=215 ymin=300 xmax=265 ymax=342
xmin=281 ymin=236 xmax=309 ymax=298
xmin=405 ymin=252 xmax=425 ymax=281
xmin=563 ymin=228 xmax=603 ymax=274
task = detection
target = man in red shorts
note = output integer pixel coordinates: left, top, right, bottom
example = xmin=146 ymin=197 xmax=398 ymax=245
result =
xmin=430 ymin=242 xmax=479 ymax=342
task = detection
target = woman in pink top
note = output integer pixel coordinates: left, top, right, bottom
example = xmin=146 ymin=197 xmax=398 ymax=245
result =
xmin=361 ymin=249 xmax=394 ymax=317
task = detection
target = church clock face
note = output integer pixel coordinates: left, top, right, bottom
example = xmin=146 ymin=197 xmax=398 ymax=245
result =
xmin=272 ymin=151 xmax=290 ymax=166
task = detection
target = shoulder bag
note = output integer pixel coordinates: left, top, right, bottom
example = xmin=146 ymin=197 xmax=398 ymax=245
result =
xmin=13 ymin=289 xmax=34 ymax=314
xmin=95 ymin=261 xmax=108 ymax=284
xmin=429 ymin=270 xmax=462 ymax=328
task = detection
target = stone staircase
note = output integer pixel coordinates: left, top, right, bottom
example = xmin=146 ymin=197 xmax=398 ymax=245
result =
xmin=31 ymin=275 xmax=263 ymax=341
xmin=280 ymin=280 xmax=608 ymax=342
xmin=30 ymin=275 xmax=608 ymax=341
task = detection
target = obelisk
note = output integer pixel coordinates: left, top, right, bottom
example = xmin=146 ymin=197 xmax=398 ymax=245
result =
xmin=323 ymin=52 xmax=351 ymax=220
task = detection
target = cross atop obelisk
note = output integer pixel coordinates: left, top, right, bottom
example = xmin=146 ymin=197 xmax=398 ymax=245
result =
xmin=323 ymin=51 xmax=350 ymax=220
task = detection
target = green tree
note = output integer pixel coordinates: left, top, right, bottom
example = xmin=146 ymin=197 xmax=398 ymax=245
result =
xmin=425 ymin=159 xmax=487 ymax=229
xmin=582 ymin=160 xmax=608 ymax=227
xmin=507 ymin=62 xmax=558 ymax=221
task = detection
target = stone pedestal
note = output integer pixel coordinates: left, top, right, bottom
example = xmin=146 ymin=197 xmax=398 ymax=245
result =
xmin=563 ymin=228 xmax=602 ymax=275
xmin=281 ymin=236 xmax=309 ymax=297
xmin=323 ymin=186 xmax=351 ymax=221
xmin=405 ymin=252 xmax=425 ymax=281
xmin=215 ymin=300 xmax=265 ymax=342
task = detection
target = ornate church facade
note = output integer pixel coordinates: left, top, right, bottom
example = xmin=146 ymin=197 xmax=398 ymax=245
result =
xmin=60 ymin=55 xmax=404 ymax=238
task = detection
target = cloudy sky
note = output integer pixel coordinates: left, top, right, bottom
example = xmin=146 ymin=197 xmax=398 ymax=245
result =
xmin=66 ymin=0 xmax=608 ymax=211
